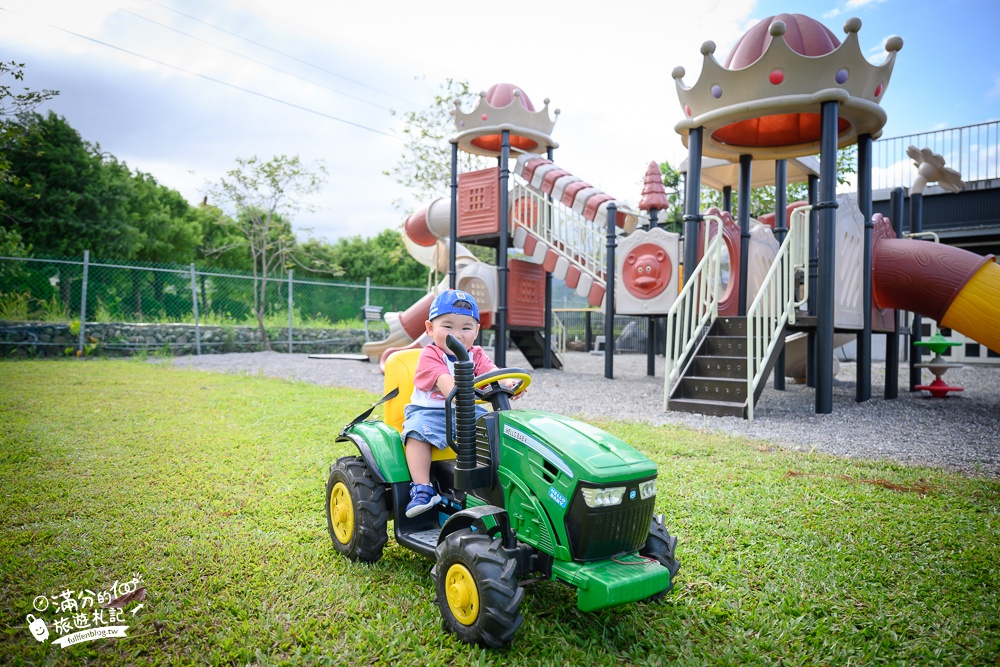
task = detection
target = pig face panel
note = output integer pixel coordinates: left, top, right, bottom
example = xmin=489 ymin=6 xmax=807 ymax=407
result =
xmin=623 ymin=243 xmax=671 ymax=299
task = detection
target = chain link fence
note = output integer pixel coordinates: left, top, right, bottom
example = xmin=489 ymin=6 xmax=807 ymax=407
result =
xmin=0 ymin=253 xmax=424 ymax=356
xmin=556 ymin=309 xmax=665 ymax=355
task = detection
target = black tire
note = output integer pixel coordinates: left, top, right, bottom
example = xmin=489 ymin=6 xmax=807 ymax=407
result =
xmin=432 ymin=530 xmax=523 ymax=648
xmin=325 ymin=456 xmax=389 ymax=563
xmin=640 ymin=513 xmax=680 ymax=602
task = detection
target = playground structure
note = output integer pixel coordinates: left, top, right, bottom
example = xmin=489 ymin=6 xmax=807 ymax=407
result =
xmin=665 ymin=12 xmax=1000 ymax=418
xmin=364 ymin=12 xmax=1000 ymax=421
xmin=363 ymin=83 xmax=682 ymax=373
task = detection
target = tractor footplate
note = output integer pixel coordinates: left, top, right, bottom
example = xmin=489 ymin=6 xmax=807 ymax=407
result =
xmin=408 ymin=527 xmax=441 ymax=547
xmin=551 ymin=553 xmax=673 ymax=612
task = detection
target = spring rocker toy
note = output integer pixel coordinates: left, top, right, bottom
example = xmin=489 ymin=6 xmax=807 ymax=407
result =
xmin=913 ymin=332 xmax=964 ymax=398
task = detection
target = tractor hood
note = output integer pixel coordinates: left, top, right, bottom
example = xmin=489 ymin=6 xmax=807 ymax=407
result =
xmin=498 ymin=410 xmax=656 ymax=482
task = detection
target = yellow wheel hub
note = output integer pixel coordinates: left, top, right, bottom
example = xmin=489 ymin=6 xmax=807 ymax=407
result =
xmin=329 ymin=481 xmax=354 ymax=544
xmin=445 ymin=563 xmax=480 ymax=626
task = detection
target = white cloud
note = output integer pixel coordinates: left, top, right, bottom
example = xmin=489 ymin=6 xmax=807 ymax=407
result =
xmin=988 ymin=73 xmax=1000 ymax=100
xmin=823 ymin=7 xmax=843 ymax=19
xmin=846 ymin=0 xmax=887 ymax=8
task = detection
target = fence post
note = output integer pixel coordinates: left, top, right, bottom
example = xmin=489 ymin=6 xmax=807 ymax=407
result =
xmin=190 ymin=263 xmax=201 ymax=355
xmin=78 ymin=250 xmax=89 ymax=356
xmin=364 ymin=276 xmax=371 ymax=342
xmin=288 ymin=269 xmax=294 ymax=354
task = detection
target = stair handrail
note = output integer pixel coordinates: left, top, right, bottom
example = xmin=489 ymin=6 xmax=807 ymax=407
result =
xmin=663 ymin=214 xmax=725 ymax=405
xmin=552 ymin=313 xmax=567 ymax=354
xmin=745 ymin=206 xmax=812 ymax=421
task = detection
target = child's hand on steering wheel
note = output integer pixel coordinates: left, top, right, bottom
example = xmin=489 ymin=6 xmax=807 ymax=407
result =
xmin=503 ymin=379 xmax=526 ymax=400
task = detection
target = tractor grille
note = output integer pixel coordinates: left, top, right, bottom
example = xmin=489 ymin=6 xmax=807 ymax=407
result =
xmin=565 ymin=483 xmax=655 ymax=562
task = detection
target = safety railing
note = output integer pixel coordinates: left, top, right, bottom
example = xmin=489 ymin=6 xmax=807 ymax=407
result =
xmin=745 ymin=207 xmax=812 ymax=421
xmin=510 ymin=179 xmax=603 ymax=282
xmin=510 ymin=176 xmax=629 ymax=286
xmin=873 ymin=120 xmax=1000 ymax=190
xmin=663 ymin=214 xmax=724 ymax=405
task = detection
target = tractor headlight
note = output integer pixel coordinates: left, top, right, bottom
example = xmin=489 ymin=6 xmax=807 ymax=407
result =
xmin=581 ymin=486 xmax=625 ymax=508
xmin=639 ymin=479 xmax=657 ymax=500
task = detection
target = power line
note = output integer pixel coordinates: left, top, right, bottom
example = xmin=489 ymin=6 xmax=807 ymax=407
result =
xmin=117 ymin=6 xmax=394 ymax=112
xmin=140 ymin=0 xmax=416 ymax=106
xmin=14 ymin=12 xmax=402 ymax=140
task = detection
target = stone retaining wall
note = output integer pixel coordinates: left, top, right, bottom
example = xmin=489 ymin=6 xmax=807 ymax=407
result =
xmin=0 ymin=321 xmax=367 ymax=357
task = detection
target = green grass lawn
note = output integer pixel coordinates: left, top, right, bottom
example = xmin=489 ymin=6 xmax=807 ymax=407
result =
xmin=1 ymin=360 xmax=998 ymax=666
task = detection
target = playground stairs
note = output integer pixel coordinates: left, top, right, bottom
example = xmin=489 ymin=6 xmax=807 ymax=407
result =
xmin=666 ymin=317 xmax=786 ymax=419
xmin=510 ymin=329 xmax=563 ymax=370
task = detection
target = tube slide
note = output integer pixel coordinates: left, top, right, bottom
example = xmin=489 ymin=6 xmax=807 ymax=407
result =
xmin=873 ymin=239 xmax=1000 ymax=354
xmin=360 ymin=199 xmax=498 ymax=368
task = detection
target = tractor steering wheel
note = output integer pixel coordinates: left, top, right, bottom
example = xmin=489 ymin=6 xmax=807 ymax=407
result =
xmin=473 ymin=368 xmax=531 ymax=409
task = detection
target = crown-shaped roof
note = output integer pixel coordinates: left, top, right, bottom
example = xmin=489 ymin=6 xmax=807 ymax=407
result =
xmin=673 ymin=15 xmax=903 ymax=160
xmin=451 ymin=83 xmax=559 ymax=157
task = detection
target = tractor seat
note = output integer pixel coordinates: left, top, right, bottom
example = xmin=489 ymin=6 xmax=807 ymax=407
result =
xmin=382 ymin=348 xmax=456 ymax=462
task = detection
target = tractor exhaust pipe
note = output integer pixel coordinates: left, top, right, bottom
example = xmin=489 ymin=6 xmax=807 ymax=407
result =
xmin=444 ymin=334 xmax=487 ymax=490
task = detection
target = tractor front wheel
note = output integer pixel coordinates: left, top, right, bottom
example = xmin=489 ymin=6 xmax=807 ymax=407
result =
xmin=640 ymin=513 xmax=680 ymax=602
xmin=325 ymin=456 xmax=389 ymax=563
xmin=432 ymin=530 xmax=523 ymax=648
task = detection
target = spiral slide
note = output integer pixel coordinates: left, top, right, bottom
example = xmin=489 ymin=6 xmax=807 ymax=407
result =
xmin=872 ymin=238 xmax=1000 ymax=354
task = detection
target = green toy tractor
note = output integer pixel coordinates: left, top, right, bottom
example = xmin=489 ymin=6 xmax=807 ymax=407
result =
xmin=327 ymin=335 xmax=679 ymax=648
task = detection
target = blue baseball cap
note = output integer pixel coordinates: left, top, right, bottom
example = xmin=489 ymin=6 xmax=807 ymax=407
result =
xmin=429 ymin=289 xmax=480 ymax=322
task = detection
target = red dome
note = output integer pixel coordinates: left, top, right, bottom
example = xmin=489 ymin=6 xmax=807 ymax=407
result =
xmin=484 ymin=83 xmax=535 ymax=111
xmin=725 ymin=13 xmax=841 ymax=69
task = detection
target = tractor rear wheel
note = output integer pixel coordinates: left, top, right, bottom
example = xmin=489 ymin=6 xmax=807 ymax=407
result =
xmin=432 ymin=529 xmax=523 ymax=648
xmin=640 ymin=513 xmax=680 ymax=602
xmin=325 ymin=456 xmax=389 ymax=563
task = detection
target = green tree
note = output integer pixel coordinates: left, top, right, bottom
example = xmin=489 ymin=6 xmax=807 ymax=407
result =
xmin=205 ymin=155 xmax=326 ymax=350
xmin=385 ymin=78 xmax=492 ymax=210
xmin=322 ymin=228 xmax=427 ymax=287
xmin=0 ymin=61 xmax=58 ymax=194
xmin=194 ymin=201 xmax=250 ymax=272
xmin=1 ymin=112 xmax=143 ymax=260
xmin=122 ymin=171 xmax=205 ymax=318
xmin=0 ymin=225 xmax=29 ymax=257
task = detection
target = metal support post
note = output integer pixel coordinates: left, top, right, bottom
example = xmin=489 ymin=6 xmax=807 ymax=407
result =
xmin=544 ymin=272 xmax=552 ymax=369
xmin=722 ymin=185 xmax=733 ymax=213
xmin=683 ymin=127 xmax=705 ymax=279
xmin=646 ymin=317 xmax=655 ymax=376
xmin=909 ymin=192 xmax=924 ymax=391
xmin=737 ymin=154 xmax=752 ymax=316
xmin=364 ymin=276 xmax=371 ymax=342
xmin=78 ymin=250 xmax=89 ymax=356
xmin=604 ymin=203 xmax=617 ymax=379
xmin=806 ymin=174 xmax=819 ymax=388
xmin=773 ymin=159 xmax=787 ymax=390
xmin=449 ymin=141 xmax=459 ymax=290
xmin=288 ymin=270 xmax=294 ymax=353
xmin=884 ymin=187 xmax=905 ymax=399
xmin=857 ymin=134 xmax=873 ymax=402
xmin=496 ymin=130 xmax=511 ymax=367
xmin=190 ymin=263 xmax=202 ymax=355
xmin=543 ymin=145 xmax=554 ymax=369
xmin=815 ymin=100 xmax=840 ymax=415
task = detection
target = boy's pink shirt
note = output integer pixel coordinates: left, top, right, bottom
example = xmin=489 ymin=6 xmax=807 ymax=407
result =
xmin=411 ymin=344 xmax=497 ymax=405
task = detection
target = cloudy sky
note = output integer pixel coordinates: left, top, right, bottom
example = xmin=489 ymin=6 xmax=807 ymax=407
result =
xmin=3 ymin=0 xmax=998 ymax=243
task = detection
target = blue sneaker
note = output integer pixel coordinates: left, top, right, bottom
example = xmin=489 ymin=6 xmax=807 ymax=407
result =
xmin=405 ymin=483 xmax=441 ymax=518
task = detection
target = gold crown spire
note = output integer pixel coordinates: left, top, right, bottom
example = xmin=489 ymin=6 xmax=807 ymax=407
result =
xmin=451 ymin=83 xmax=559 ymax=157
xmin=673 ymin=16 xmax=903 ymax=160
